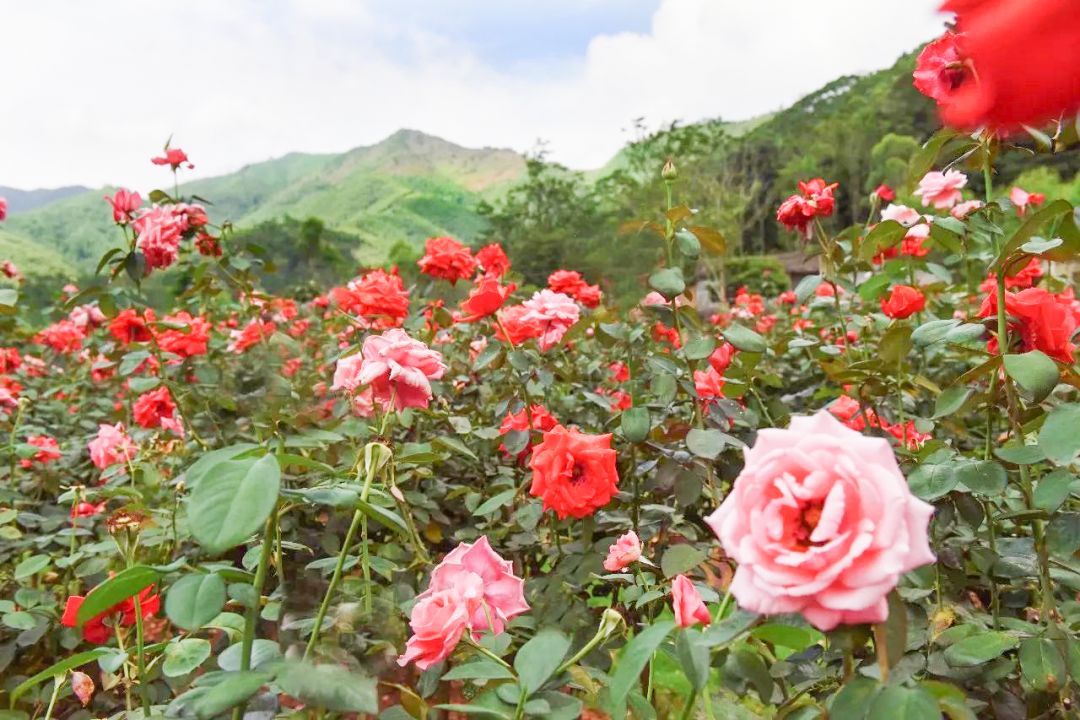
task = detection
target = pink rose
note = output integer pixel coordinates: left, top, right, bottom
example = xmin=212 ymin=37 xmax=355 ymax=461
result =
xmin=913 ymin=170 xmax=967 ymax=209
xmin=397 ymin=584 xmax=474 ymax=670
xmin=951 ymin=199 xmax=983 ymax=219
xmin=706 ymin=411 xmax=935 ymax=631
xmin=519 ymin=290 xmax=580 ymax=351
xmin=671 ymin=575 xmax=711 ymax=628
xmin=88 ymin=423 xmax=137 ymax=471
xmin=880 ymin=204 xmax=921 ymax=227
xmin=603 ymin=531 xmax=643 ymax=572
xmin=355 ymin=328 xmax=447 ymax=411
xmin=420 ymin=536 xmax=529 ymax=635
xmin=1009 ymin=186 xmax=1045 ymax=217
xmin=105 ymin=189 xmax=142 ymax=224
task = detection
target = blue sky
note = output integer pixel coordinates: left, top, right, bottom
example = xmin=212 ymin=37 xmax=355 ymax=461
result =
xmin=0 ymin=0 xmax=945 ymax=189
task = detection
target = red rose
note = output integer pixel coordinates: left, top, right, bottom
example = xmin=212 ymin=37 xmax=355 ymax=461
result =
xmin=417 ymin=236 xmax=477 ymax=284
xmin=109 ymin=309 xmax=155 ymax=345
xmin=937 ymin=0 xmax=1080 ymax=131
xmin=548 ymin=269 xmax=602 ymax=308
xmin=332 ymin=269 xmax=410 ymax=329
xmin=881 ymin=285 xmax=926 ymax=319
xmin=529 ymin=425 xmax=619 ymax=519
xmin=978 ymin=286 xmax=1077 ymax=363
xmin=62 ymin=586 xmax=160 ymax=645
xmin=457 ymin=274 xmax=516 ymax=323
xmin=874 ymin=184 xmax=896 ymax=202
xmin=132 ymin=386 xmax=179 ymax=430
xmin=913 ymin=32 xmax=973 ymax=106
xmin=155 ymin=311 xmax=211 ymax=357
xmin=475 ymin=243 xmax=511 ymax=277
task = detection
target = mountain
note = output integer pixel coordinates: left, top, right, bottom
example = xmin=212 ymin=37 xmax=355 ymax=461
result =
xmin=3 ymin=129 xmax=527 ymax=274
xmin=0 ymin=185 xmax=89 ymax=214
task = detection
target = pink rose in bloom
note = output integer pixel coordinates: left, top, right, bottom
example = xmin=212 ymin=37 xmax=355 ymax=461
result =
xmin=519 ymin=289 xmax=580 ymax=351
xmin=397 ymin=583 xmax=475 ymax=670
xmin=151 ymin=147 xmax=193 ymax=169
xmin=419 ymin=536 xmax=530 ymax=636
xmin=356 ymin=328 xmax=447 ymax=410
xmin=604 ymin=531 xmax=643 ymax=572
xmin=331 ymin=352 xmax=365 ymax=393
xmin=694 ymin=367 xmax=725 ymax=402
xmin=0 ymin=197 xmax=6 ymax=221
xmin=1009 ymin=187 xmax=1046 ymax=217
xmin=69 ymin=304 xmax=106 ymax=330
xmin=105 ymin=189 xmax=142 ymax=224
xmin=706 ymin=411 xmax=935 ymax=630
xmin=951 ymin=199 xmax=983 ymax=219
xmin=913 ymin=170 xmax=967 ymax=209
xmin=88 ymin=423 xmax=137 ymax=471
xmin=134 ymin=206 xmax=185 ymax=271
xmin=671 ymin=575 xmax=711 ymax=628
xmin=880 ymin=204 xmax=921 ymax=227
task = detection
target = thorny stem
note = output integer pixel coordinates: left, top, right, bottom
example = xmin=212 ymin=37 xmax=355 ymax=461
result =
xmin=303 ymin=507 xmax=364 ymax=661
xmin=232 ymin=515 xmax=275 ymax=720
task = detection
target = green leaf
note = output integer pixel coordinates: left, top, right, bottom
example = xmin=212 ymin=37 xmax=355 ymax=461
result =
xmin=356 ymin=500 xmax=410 ymax=536
xmin=434 ymin=705 xmax=510 ymax=719
xmin=433 ymin=435 xmax=479 ymax=461
xmin=10 ymin=648 xmax=113 ymax=702
xmin=1047 ymin=513 xmax=1080 ymax=558
xmin=1034 ymin=470 xmax=1075 ymax=512
xmin=604 ymin=620 xmax=676 ymax=718
xmin=700 ymin=609 xmax=758 ymax=647
xmin=187 ymin=455 xmax=281 ymax=555
xmin=163 ymin=638 xmax=212 ymax=677
xmin=954 ymin=459 xmax=1007 ymax=496
xmin=879 ymin=324 xmax=913 ymax=364
xmin=473 ymin=489 xmax=516 ymax=517
xmin=1004 ymin=351 xmax=1059 ymax=402
xmin=217 ymin=639 xmax=281 ymax=671
xmin=795 ymin=274 xmax=823 ymax=303
xmin=910 ymin=319 xmax=960 ymax=347
xmin=648 ymin=267 xmax=685 ymax=299
xmin=933 ymin=387 xmax=972 ymax=419
xmin=729 ymin=646 xmax=772 ymax=700
xmin=442 ymin=660 xmax=515 ymax=681
xmin=829 ymin=677 xmax=880 ymax=720
xmin=1039 ymin=403 xmax=1080 ymax=466
xmin=721 ymin=323 xmax=766 ymax=353
xmin=660 ymin=545 xmax=706 ymax=578
xmin=14 ymin=555 xmax=50 ymax=580
xmin=685 ymin=428 xmax=727 ymax=460
xmin=183 ymin=443 xmax=262 ymax=489
xmin=514 ymin=629 xmax=571 ymax=694
xmin=1019 ymin=637 xmax=1066 ymax=692
xmin=675 ymin=229 xmax=701 ymax=258
xmin=191 ymin=671 xmax=272 ymax=719
xmin=76 ymin=565 xmax=161 ymax=626
xmin=859 ymin=220 xmax=906 ymax=262
xmin=165 ymin=573 xmax=227 ymax=631
xmin=682 ymin=335 xmax=715 ymax=360
xmin=906 ymin=128 xmax=959 ymax=192
xmin=273 ymin=661 xmax=378 ymax=713
xmin=943 ymin=631 xmax=1019 ymax=667
xmin=621 ymin=407 xmax=651 ymax=443
xmin=750 ymin=623 xmax=819 ymax=651
xmin=907 ymin=451 xmax=959 ymax=501
xmin=675 ymin=629 xmax=710 ymax=691
xmin=867 ymin=684 xmax=940 ymax=719
xmin=993 ymin=199 xmax=1074 ymax=270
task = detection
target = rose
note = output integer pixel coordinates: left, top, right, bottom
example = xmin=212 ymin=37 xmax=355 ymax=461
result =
xmin=706 ymin=410 xmax=935 ymax=630
xmin=671 ymin=575 xmax=711 ymax=628
xmin=354 ymin=328 xmax=447 ymax=410
xmin=978 ymin=286 xmax=1077 ymax=363
xmin=421 ymin=536 xmax=529 ymax=635
xmin=913 ymin=170 xmax=967 ymax=209
xmin=518 ymin=290 xmax=580 ymax=351
xmin=881 ymin=285 xmax=926 ymax=319
xmin=937 ymin=0 xmax=1080 ymax=130
xmin=396 ymin=586 xmax=472 ymax=670
xmin=475 ymin=243 xmax=511 ymax=276
xmin=331 ymin=269 xmax=410 ymax=329
xmin=88 ymin=422 xmax=137 ymax=471
xmin=457 ymin=274 xmax=516 ymax=323
xmin=417 ymin=236 xmax=477 ymax=284
xmin=529 ymin=425 xmax=619 ymax=519
xmin=603 ymin=531 xmax=643 ymax=572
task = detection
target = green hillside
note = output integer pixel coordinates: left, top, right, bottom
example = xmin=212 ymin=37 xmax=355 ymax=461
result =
xmin=6 ymin=129 xmax=526 ymax=272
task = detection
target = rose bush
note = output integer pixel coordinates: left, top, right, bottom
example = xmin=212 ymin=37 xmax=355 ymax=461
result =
xmin=1 ymin=19 xmax=1080 ymax=720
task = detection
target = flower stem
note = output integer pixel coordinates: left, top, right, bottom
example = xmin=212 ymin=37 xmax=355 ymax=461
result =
xmin=43 ymin=675 xmax=65 ymax=720
xmin=303 ymin=507 xmax=364 ymax=661
xmin=232 ymin=515 xmax=275 ymax=720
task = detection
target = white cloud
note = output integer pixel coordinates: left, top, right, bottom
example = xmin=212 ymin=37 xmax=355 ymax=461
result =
xmin=0 ymin=0 xmax=946 ymax=190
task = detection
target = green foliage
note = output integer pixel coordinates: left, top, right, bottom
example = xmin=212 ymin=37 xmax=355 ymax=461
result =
xmin=723 ymin=255 xmax=790 ymax=296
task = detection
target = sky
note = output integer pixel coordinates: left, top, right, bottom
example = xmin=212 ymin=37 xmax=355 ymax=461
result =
xmin=0 ymin=0 xmax=947 ymax=190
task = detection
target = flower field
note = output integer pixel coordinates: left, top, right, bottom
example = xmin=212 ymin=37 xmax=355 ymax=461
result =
xmin=2 ymin=2 xmax=1080 ymax=718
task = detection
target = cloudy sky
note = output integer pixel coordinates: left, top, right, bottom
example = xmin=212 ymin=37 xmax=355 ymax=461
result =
xmin=1 ymin=0 xmax=947 ymax=190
